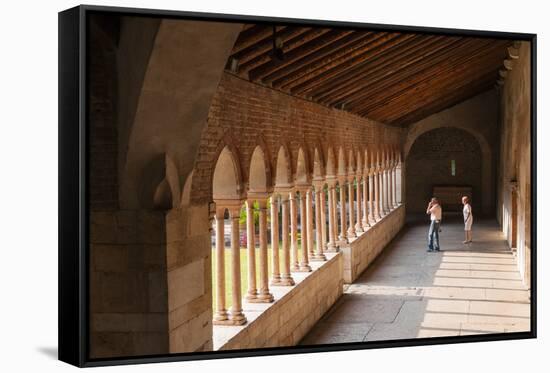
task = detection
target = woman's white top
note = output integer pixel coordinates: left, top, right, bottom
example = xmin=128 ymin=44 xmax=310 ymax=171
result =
xmin=463 ymin=203 xmax=472 ymax=222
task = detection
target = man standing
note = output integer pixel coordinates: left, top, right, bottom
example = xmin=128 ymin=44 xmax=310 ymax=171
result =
xmin=426 ymin=197 xmax=442 ymax=252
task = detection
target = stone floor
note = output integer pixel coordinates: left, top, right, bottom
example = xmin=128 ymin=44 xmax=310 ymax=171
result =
xmin=300 ymin=215 xmax=531 ymax=345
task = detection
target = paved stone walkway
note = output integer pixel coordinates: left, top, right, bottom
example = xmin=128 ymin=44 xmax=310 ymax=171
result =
xmin=301 ymin=216 xmax=531 ymax=345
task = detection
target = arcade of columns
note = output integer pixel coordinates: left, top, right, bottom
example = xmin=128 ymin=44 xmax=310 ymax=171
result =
xmin=212 ymin=146 xmax=403 ymax=325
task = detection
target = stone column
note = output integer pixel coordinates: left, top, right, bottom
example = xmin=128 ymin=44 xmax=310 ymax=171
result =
xmin=362 ymin=176 xmax=370 ymax=229
xmin=213 ymin=208 xmax=228 ymax=323
xmin=245 ymin=200 xmax=257 ymax=301
xmin=297 ymin=189 xmax=312 ymax=272
xmin=306 ymin=189 xmax=315 ymax=258
xmin=279 ymin=193 xmax=295 ymax=285
xmin=257 ymin=199 xmax=274 ymax=302
xmin=347 ymin=179 xmax=356 ymax=238
xmin=368 ymin=172 xmax=376 ymax=222
xmin=290 ymin=191 xmax=299 ymax=271
xmin=382 ymin=168 xmax=388 ymax=215
xmin=396 ymin=162 xmax=403 ymax=204
xmin=374 ymin=169 xmax=382 ymax=220
xmin=393 ymin=166 xmax=399 ymax=207
xmin=338 ymin=181 xmax=348 ymax=243
xmin=388 ymin=166 xmax=394 ymax=210
xmin=270 ymin=196 xmax=282 ymax=285
xmin=228 ymin=206 xmax=246 ymax=325
xmin=326 ymin=182 xmax=337 ymax=252
xmin=331 ymin=186 xmax=339 ymax=248
xmin=312 ymin=187 xmax=327 ymax=261
xmin=355 ymin=178 xmax=364 ymax=233
xmin=320 ymin=188 xmax=328 ymax=251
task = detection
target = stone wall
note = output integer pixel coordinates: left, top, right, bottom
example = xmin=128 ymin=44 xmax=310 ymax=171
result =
xmin=496 ymin=41 xmax=531 ymax=286
xmin=341 ymin=205 xmax=406 ymax=283
xmin=215 ymin=252 xmax=343 ymax=350
xmin=405 ymin=128 xmax=482 ymax=214
xmin=403 ymin=90 xmax=499 ymax=216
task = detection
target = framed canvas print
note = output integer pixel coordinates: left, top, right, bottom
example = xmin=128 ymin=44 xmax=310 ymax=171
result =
xmin=58 ymin=4 xmax=537 ymax=367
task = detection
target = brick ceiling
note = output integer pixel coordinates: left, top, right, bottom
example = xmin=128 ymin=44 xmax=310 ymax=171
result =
xmin=225 ymin=24 xmax=512 ymax=127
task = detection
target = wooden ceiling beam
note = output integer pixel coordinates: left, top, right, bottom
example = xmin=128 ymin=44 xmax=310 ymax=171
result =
xmin=231 ymin=25 xmax=282 ymax=55
xmin=289 ymin=33 xmax=418 ymax=96
xmin=353 ymin=40 xmax=507 ymax=115
xmin=234 ymin=27 xmax=313 ymax=72
xmin=362 ymin=59 xmax=503 ymax=122
xmin=272 ymin=32 xmax=387 ymax=89
xmin=316 ymin=35 xmax=461 ymax=104
xmin=248 ymin=29 xmax=355 ymax=82
xmin=388 ymin=74 xmax=497 ymax=125
xmin=260 ymin=31 xmax=372 ymax=86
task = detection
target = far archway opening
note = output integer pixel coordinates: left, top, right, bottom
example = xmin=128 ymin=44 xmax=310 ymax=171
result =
xmin=405 ymin=127 xmax=483 ymax=217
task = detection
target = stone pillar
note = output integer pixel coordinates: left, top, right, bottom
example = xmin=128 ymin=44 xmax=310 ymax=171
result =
xmin=382 ymin=168 xmax=389 ymax=215
xmin=393 ymin=166 xmax=399 ymax=207
xmin=396 ymin=162 xmax=403 ymax=204
xmin=290 ymin=191 xmax=299 ymax=271
xmin=327 ymin=182 xmax=337 ymax=252
xmin=306 ymin=189 xmax=315 ymax=257
xmin=257 ymin=199 xmax=274 ymax=302
xmin=368 ymin=172 xmax=376 ymax=222
xmin=228 ymin=206 xmax=246 ymax=325
xmin=338 ymin=181 xmax=348 ymax=243
xmin=347 ymin=179 xmax=356 ymax=238
xmin=362 ymin=176 xmax=370 ymax=229
xmin=312 ymin=187 xmax=327 ymax=261
xmin=331 ymin=186 xmax=339 ymax=249
xmin=213 ymin=208 xmax=228 ymax=323
xmin=298 ymin=190 xmax=312 ymax=272
xmin=374 ymin=170 xmax=382 ymax=220
xmin=320 ymin=188 xmax=328 ymax=251
xmin=355 ymin=178 xmax=364 ymax=233
xmin=245 ymin=200 xmax=258 ymax=301
xmin=388 ymin=166 xmax=394 ymax=209
xmin=270 ymin=196 xmax=282 ymax=285
xmin=279 ymin=193 xmax=295 ymax=285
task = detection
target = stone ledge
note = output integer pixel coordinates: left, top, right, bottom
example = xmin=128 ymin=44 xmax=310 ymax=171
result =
xmin=341 ymin=204 xmax=406 ymax=283
xmin=213 ymin=251 xmax=343 ymax=350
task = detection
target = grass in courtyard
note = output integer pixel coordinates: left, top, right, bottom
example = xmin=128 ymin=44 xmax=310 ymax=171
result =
xmin=212 ymin=243 xmax=304 ymax=310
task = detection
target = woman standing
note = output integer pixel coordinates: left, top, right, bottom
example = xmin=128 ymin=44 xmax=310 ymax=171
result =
xmin=462 ymin=196 xmax=473 ymax=243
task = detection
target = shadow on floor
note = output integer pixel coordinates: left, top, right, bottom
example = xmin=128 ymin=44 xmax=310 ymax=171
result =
xmin=300 ymin=216 xmax=530 ymax=345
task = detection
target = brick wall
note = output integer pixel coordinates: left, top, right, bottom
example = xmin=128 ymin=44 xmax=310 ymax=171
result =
xmin=405 ymin=127 xmax=482 ymax=214
xmin=190 ymin=73 xmax=403 ymax=204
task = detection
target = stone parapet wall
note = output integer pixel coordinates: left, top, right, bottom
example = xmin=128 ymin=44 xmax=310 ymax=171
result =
xmin=214 ymin=252 xmax=343 ymax=350
xmin=341 ymin=205 xmax=406 ymax=283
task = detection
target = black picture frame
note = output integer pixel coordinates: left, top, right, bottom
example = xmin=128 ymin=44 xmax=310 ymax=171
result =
xmin=58 ymin=4 xmax=537 ymax=368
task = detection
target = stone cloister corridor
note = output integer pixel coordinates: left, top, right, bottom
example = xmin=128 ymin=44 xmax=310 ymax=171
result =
xmin=86 ymin=14 xmax=532 ymax=358
xmin=301 ymin=216 xmax=530 ymax=345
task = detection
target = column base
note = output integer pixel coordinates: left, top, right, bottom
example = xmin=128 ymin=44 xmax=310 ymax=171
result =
xmin=245 ymin=291 xmax=258 ymax=301
xmin=337 ymin=239 xmax=349 ymax=247
xmin=355 ymin=224 xmax=364 ymax=233
xmin=272 ymin=276 xmax=295 ymax=286
xmin=291 ymin=264 xmax=300 ymax=271
xmin=325 ymin=243 xmax=339 ymax=252
xmin=295 ymin=264 xmax=312 ymax=272
xmin=311 ymin=254 xmax=327 ymax=261
xmin=270 ymin=275 xmax=282 ymax=286
xmin=347 ymin=230 xmax=357 ymax=238
xmin=214 ymin=313 xmax=247 ymax=326
xmin=250 ymin=292 xmax=274 ymax=303
xmin=213 ymin=311 xmax=229 ymax=322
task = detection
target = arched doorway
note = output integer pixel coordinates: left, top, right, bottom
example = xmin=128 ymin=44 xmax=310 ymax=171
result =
xmin=405 ymin=127 xmax=483 ymax=215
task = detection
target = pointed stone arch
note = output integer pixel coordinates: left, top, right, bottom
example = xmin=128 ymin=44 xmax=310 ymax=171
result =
xmin=213 ymin=146 xmax=243 ymax=201
xmin=313 ymin=146 xmax=326 ymax=181
xmin=337 ymin=147 xmax=347 ymax=177
xmin=274 ymin=144 xmax=293 ymax=189
xmin=295 ymin=147 xmax=310 ymax=185
xmin=326 ymin=146 xmax=337 ymax=178
xmin=248 ymin=144 xmax=272 ymax=193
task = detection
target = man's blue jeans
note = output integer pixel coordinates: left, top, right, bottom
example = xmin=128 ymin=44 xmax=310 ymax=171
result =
xmin=428 ymin=220 xmax=441 ymax=251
